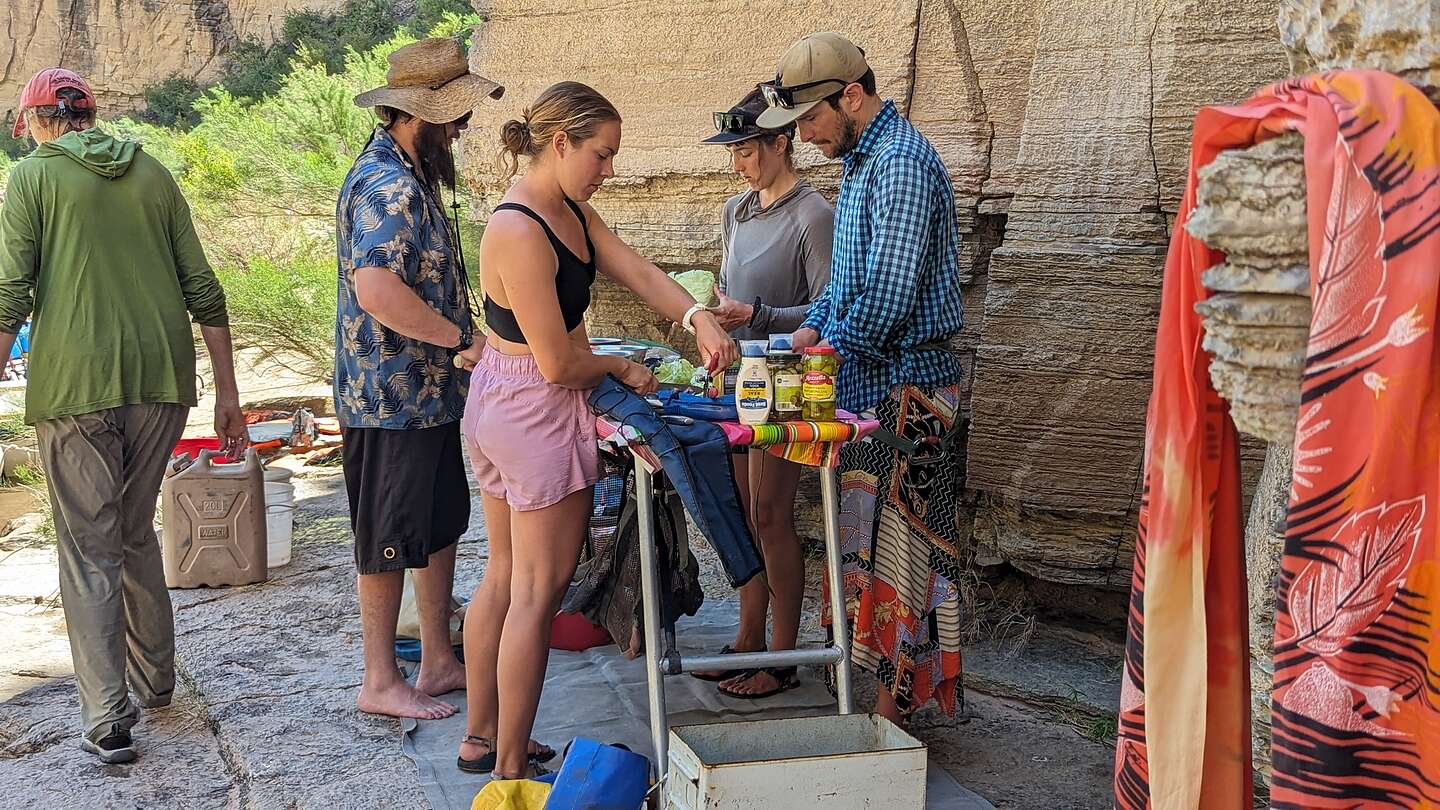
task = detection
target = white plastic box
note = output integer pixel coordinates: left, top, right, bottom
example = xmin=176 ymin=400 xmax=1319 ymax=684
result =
xmin=665 ymin=714 xmax=927 ymax=809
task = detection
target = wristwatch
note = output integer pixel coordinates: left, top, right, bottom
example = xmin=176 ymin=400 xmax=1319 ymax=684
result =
xmin=454 ymin=324 xmax=473 ymax=353
xmin=747 ymin=297 xmax=764 ymax=329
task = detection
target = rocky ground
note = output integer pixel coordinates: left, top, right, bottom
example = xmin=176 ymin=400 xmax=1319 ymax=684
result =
xmin=0 ymin=358 xmax=1121 ymax=809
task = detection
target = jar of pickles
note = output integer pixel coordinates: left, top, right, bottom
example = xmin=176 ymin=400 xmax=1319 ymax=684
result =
xmin=768 ymin=352 xmax=803 ymax=420
xmin=801 ymin=346 xmax=838 ymax=421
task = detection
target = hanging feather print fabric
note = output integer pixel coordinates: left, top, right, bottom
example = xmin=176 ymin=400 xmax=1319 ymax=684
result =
xmin=1116 ymin=70 xmax=1440 ymax=809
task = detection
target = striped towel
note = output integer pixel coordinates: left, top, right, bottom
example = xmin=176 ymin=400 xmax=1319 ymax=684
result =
xmin=718 ymin=414 xmax=880 ymax=467
xmin=601 ymin=413 xmax=879 ymax=469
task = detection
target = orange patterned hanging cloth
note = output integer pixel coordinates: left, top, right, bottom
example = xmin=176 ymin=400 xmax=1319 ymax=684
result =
xmin=1116 ymin=70 xmax=1440 ymax=809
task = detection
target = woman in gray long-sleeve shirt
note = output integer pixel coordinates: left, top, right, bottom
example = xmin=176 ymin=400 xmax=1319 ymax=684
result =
xmin=693 ymin=88 xmax=834 ymax=700
xmin=711 ymin=98 xmax=833 ymax=338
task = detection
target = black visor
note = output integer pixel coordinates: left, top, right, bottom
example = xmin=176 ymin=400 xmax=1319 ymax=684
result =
xmin=701 ymin=90 xmax=795 ymax=145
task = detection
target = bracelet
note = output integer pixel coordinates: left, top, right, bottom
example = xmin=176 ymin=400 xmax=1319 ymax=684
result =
xmin=681 ymin=303 xmax=707 ymax=334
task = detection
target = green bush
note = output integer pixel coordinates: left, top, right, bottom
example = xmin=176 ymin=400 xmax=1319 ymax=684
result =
xmin=407 ymin=0 xmax=480 ymax=40
xmin=216 ymin=255 xmax=338 ymax=377
xmin=218 ymin=0 xmax=393 ymax=104
xmin=0 ymin=411 xmax=29 ymax=442
xmin=0 ymin=152 xmax=14 ymax=197
xmin=220 ymin=0 xmax=473 ymax=103
xmin=283 ymin=0 xmax=399 ymax=74
xmin=140 ymin=76 xmax=206 ymax=129
xmin=6 ymin=463 xmax=44 ymax=488
xmin=221 ymin=38 xmax=296 ymax=102
xmin=145 ymin=0 xmax=477 ymax=114
xmin=1 ymin=129 xmax=29 ymax=161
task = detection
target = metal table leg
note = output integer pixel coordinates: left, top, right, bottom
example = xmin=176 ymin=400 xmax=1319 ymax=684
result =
xmin=820 ymin=462 xmax=854 ymax=714
xmin=628 ymin=438 xmax=850 ymax=790
xmin=633 ymin=462 xmax=670 ymax=777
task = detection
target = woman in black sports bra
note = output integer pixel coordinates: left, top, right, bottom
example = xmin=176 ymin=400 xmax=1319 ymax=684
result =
xmin=454 ymin=82 xmax=735 ymax=782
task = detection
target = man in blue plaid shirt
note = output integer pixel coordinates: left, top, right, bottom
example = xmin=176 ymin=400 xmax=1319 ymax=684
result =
xmin=759 ymin=32 xmax=967 ymax=725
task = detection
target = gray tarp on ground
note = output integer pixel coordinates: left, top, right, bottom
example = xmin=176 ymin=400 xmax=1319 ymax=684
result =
xmin=402 ymin=599 xmax=993 ymax=809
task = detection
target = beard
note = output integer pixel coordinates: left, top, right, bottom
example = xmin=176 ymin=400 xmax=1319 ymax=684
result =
xmin=833 ymin=108 xmax=861 ymax=158
xmin=415 ymin=121 xmax=457 ymax=192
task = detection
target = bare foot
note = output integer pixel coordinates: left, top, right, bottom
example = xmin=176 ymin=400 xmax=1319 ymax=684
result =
xmin=358 ymin=680 xmax=458 ymax=719
xmin=415 ymin=658 xmax=467 ymax=697
xmin=718 ymin=669 xmax=782 ymax=696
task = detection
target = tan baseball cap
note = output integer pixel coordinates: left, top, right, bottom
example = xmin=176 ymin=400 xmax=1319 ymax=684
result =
xmin=756 ymin=32 xmax=870 ymax=129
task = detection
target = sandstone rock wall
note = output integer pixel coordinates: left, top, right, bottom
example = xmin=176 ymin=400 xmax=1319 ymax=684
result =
xmin=1 ymin=0 xmax=341 ymax=126
xmin=1280 ymin=0 xmax=1440 ymax=100
xmin=463 ymin=0 xmax=1291 ymax=589
xmin=965 ymin=0 xmax=1287 ymax=587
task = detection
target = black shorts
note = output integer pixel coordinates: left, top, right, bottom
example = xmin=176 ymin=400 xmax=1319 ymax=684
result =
xmin=342 ymin=421 xmax=471 ymax=574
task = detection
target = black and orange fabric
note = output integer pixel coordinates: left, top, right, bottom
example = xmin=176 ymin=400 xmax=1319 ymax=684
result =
xmin=1117 ymin=71 xmax=1440 ymax=808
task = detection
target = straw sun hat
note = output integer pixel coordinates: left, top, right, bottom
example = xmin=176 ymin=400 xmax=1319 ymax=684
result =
xmin=354 ymin=38 xmax=504 ymax=123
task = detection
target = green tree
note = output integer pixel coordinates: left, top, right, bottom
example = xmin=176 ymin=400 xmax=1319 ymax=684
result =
xmin=284 ymin=0 xmax=398 ymax=74
xmin=221 ymin=37 xmax=299 ymax=102
xmin=0 ymin=128 xmax=31 ymax=160
xmin=140 ymin=75 xmax=206 ymax=129
xmin=0 ymin=152 xmax=14 ymax=197
xmin=407 ymin=0 xmax=479 ymax=39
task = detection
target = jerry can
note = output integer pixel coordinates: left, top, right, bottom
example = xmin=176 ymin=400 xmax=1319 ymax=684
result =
xmin=161 ymin=448 xmax=268 ymax=588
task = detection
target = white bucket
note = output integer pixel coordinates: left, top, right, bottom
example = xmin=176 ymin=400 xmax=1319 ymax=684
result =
xmin=263 ymin=467 xmax=296 ymax=568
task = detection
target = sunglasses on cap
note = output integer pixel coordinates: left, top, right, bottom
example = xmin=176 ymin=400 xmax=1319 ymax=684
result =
xmin=712 ymin=111 xmax=753 ymax=133
xmin=759 ymin=78 xmax=848 ymax=110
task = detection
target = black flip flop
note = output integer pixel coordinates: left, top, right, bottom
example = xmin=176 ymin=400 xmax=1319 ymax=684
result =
xmin=717 ymin=666 xmax=800 ymax=700
xmin=456 ymin=735 xmax=557 ymax=774
xmin=689 ymin=644 xmax=764 ymax=683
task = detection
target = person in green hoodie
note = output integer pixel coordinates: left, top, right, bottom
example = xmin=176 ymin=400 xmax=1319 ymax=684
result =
xmin=0 ymin=68 xmax=247 ymax=765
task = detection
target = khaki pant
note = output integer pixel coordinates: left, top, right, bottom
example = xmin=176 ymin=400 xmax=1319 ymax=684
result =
xmin=36 ymin=403 xmax=188 ymax=743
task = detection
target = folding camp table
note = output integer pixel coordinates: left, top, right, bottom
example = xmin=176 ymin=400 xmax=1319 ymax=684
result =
xmin=593 ymin=412 xmax=878 ymax=781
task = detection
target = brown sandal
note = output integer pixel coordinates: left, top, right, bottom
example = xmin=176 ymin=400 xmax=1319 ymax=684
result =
xmin=491 ymin=760 xmax=552 ymax=780
xmin=457 ymin=735 xmax=496 ymax=774
xmin=690 ymin=644 xmax=764 ymax=682
xmin=456 ymin=735 xmax=557 ymax=774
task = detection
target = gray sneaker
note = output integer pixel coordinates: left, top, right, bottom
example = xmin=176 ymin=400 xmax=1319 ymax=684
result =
xmin=80 ymin=724 xmax=136 ymax=764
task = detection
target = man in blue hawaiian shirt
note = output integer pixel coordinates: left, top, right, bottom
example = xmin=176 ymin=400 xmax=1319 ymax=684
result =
xmin=762 ymin=33 xmax=968 ymax=725
xmin=337 ymin=38 xmax=502 ymax=720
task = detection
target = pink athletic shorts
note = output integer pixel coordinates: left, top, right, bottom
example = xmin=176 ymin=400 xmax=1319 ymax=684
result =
xmin=461 ymin=346 xmax=598 ymax=511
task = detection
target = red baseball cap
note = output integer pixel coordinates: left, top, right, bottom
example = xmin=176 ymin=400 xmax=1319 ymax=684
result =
xmin=12 ymin=68 xmax=95 ymax=139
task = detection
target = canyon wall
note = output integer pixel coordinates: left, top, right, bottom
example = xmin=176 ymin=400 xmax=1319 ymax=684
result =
xmin=1 ymin=0 xmax=341 ymax=126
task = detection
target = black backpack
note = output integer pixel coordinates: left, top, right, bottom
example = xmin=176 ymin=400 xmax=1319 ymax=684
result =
xmin=563 ymin=448 xmax=704 ymax=657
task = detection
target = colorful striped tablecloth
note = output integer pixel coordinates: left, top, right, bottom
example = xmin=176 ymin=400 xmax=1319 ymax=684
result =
xmin=594 ymin=410 xmax=879 ymax=469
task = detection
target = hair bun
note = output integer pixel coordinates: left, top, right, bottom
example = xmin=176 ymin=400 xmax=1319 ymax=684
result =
xmin=500 ymin=118 xmax=533 ymax=155
xmin=496 ymin=83 xmax=619 ymax=182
